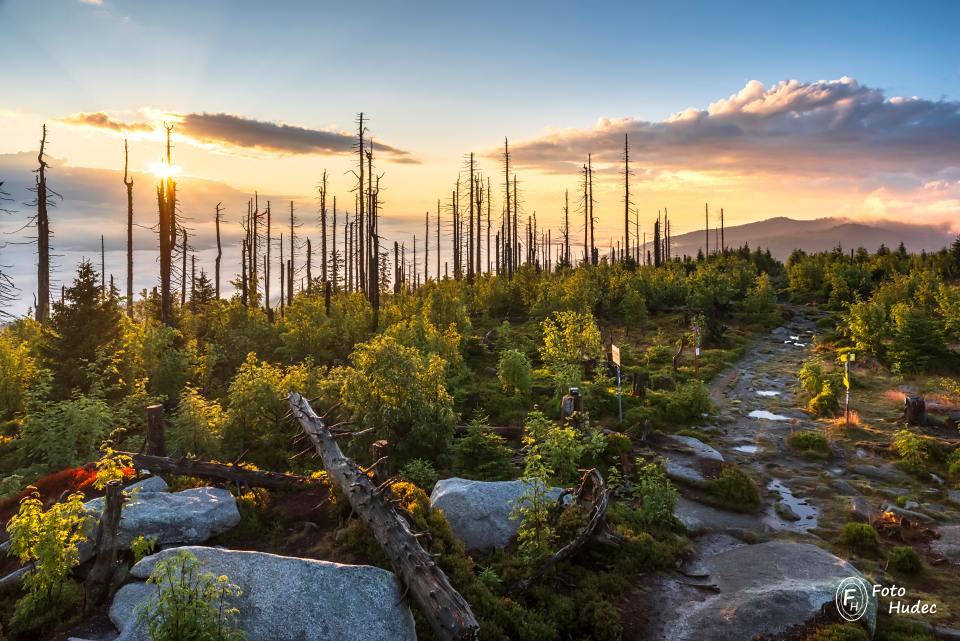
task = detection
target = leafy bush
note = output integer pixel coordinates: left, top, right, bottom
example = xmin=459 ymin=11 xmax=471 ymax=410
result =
xmin=808 ymin=380 xmax=840 ymax=417
xmin=18 ymin=394 xmax=114 ymax=469
xmin=838 ymin=522 xmax=877 ymax=551
xmin=798 ymin=359 xmax=826 ymax=395
xmin=631 ymin=462 xmax=678 ymax=528
xmin=877 ymin=619 xmax=936 ymax=641
xmin=522 ymin=411 xmax=605 ymax=485
xmin=6 ymin=491 xmax=88 ymax=635
xmin=452 ymin=416 xmax=516 ymax=481
xmin=400 ymin=458 xmax=439 ymax=491
xmin=498 ymin=349 xmax=532 ymax=395
xmin=338 ymin=334 xmax=456 ymax=466
xmin=540 ymin=310 xmax=604 ymax=374
xmin=136 ymin=549 xmax=245 ymax=641
xmin=169 ymin=386 xmax=227 ymax=458
xmin=886 ymin=546 xmax=923 ymax=574
xmin=0 ymin=324 xmax=43 ymax=421
xmin=892 ymin=429 xmax=930 ymax=476
xmin=788 ymin=430 xmax=830 ymax=459
xmin=805 ymin=623 xmax=870 ymax=641
xmin=705 ymin=465 xmax=761 ymax=513
xmin=511 ymin=457 xmax=556 ymax=564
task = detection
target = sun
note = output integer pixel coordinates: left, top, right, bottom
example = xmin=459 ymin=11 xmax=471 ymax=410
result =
xmin=150 ymin=161 xmax=182 ymax=180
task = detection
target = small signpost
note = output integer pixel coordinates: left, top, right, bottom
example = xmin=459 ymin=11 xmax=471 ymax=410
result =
xmin=693 ymin=322 xmax=702 ymax=380
xmin=841 ymin=352 xmax=855 ymax=424
xmin=611 ymin=344 xmax=622 ymax=422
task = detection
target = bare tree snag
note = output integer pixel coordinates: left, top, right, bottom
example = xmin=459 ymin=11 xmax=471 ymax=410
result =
xmin=509 ymin=469 xmax=611 ymax=594
xmin=35 ymin=124 xmax=51 ymax=323
xmin=145 ymin=404 xmax=166 ymax=457
xmin=124 ymin=139 xmax=134 ymax=316
xmin=371 ymin=440 xmax=391 ymax=484
xmin=85 ymin=480 xmax=124 ymax=608
xmin=214 ymin=202 xmax=223 ymax=299
xmin=288 ymin=393 xmax=479 ymax=641
xmin=123 ymin=452 xmax=319 ymax=491
xmin=904 ymin=395 xmax=928 ymax=427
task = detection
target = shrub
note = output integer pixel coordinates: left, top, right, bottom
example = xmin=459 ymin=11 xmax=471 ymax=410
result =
xmin=632 ymin=462 xmax=678 ymax=528
xmin=6 ymin=491 xmax=88 ymax=635
xmin=18 ymin=394 xmax=114 ymax=469
xmin=539 ymin=311 xmax=604 ymax=371
xmin=706 ymin=465 xmax=761 ymax=513
xmin=522 ymin=411 xmax=605 ymax=485
xmin=452 ymin=417 xmax=516 ymax=481
xmin=497 ymin=349 xmax=532 ymax=397
xmin=808 ymin=380 xmax=839 ymax=417
xmin=511 ymin=457 xmax=556 ymax=564
xmin=892 ymin=429 xmax=930 ymax=476
xmin=400 ymin=458 xmax=439 ymax=491
xmin=887 ymin=546 xmax=923 ymax=574
xmin=603 ymin=432 xmax=633 ymax=462
xmin=877 ymin=619 xmax=936 ymax=641
xmin=169 ymin=386 xmax=227 ymax=458
xmin=788 ymin=430 xmax=830 ymax=459
xmin=806 ymin=623 xmax=870 ymax=641
xmin=137 ymin=549 xmax=245 ymax=641
xmin=838 ymin=522 xmax=877 ymax=551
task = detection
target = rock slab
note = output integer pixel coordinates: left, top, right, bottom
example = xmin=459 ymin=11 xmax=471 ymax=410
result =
xmin=660 ymin=540 xmax=876 ymax=641
xmin=430 ymin=477 xmax=560 ymax=551
xmin=110 ymin=546 xmax=416 ymax=641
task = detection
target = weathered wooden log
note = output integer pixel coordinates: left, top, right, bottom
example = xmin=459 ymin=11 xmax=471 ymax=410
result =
xmin=145 ymin=404 xmax=166 ymax=457
xmin=121 ymin=452 xmax=319 ymax=491
xmin=84 ymin=480 xmax=124 ymax=607
xmin=904 ymin=395 xmax=928 ymax=426
xmin=288 ymin=392 xmax=479 ymax=641
xmin=509 ymin=468 xmax=611 ymax=594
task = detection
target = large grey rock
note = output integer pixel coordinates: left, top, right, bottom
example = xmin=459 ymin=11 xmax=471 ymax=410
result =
xmin=932 ymin=525 xmax=960 ymax=562
xmin=661 ymin=435 xmax=724 ymax=488
xmin=430 ymin=477 xmax=560 ymax=551
xmin=95 ymin=486 xmax=241 ymax=548
xmin=849 ymin=464 xmax=909 ymax=484
xmin=659 ymin=540 xmax=876 ymax=640
xmin=110 ymin=546 xmax=416 ymax=641
xmin=674 ymin=497 xmax=768 ymax=536
xmin=850 ymin=496 xmax=874 ymax=522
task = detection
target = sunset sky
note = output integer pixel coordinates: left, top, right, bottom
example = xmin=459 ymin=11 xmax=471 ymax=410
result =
xmin=1 ymin=0 xmax=959 ymax=307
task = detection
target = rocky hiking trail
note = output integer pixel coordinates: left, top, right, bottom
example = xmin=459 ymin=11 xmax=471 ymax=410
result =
xmin=625 ymin=309 xmax=960 ymax=640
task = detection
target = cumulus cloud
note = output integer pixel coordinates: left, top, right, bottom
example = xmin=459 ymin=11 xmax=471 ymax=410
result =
xmin=504 ymin=77 xmax=960 ymax=180
xmin=59 ymin=110 xmax=418 ymax=162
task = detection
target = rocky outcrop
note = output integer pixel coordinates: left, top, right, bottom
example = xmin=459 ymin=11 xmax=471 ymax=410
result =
xmin=430 ymin=477 xmax=561 ymax=551
xmin=660 ymin=435 xmax=724 ymax=488
xmin=110 ymin=546 xmax=417 ymax=641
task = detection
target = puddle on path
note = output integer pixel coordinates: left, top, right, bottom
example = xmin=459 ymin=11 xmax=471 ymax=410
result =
xmin=764 ymin=478 xmax=818 ymax=531
xmin=748 ymin=410 xmax=792 ymax=421
xmin=756 ymin=390 xmax=780 ymax=397
xmin=733 ymin=444 xmax=759 ymax=454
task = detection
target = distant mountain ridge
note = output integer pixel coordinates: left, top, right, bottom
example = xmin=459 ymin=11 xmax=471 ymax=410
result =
xmin=668 ymin=216 xmax=956 ymax=261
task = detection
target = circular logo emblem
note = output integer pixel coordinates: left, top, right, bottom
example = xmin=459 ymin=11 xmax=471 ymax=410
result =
xmin=836 ymin=577 xmax=870 ymax=622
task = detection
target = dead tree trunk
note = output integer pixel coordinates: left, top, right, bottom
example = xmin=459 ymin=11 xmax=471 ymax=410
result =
xmin=215 ymin=202 xmax=223 ymax=299
xmin=288 ymin=393 xmax=479 ymax=641
xmin=145 ymin=404 xmax=166 ymax=457
xmin=36 ymin=124 xmax=51 ymax=323
xmin=123 ymin=452 xmax=320 ymax=491
xmin=124 ymin=139 xmax=134 ymax=316
xmin=84 ymin=479 xmax=124 ymax=608
xmin=904 ymin=395 xmax=927 ymax=426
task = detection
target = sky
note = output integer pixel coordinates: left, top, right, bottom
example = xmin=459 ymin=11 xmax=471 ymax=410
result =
xmin=1 ymin=0 xmax=959 ymax=311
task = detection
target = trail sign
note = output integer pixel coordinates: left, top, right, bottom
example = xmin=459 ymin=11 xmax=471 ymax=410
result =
xmin=611 ymin=344 xmax=621 ymax=367
xmin=841 ymin=352 xmax=856 ymax=424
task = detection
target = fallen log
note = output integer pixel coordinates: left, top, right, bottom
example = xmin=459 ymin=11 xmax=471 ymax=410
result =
xmin=121 ymin=452 xmax=319 ymax=491
xmin=288 ymin=392 xmax=479 ymax=641
xmin=509 ymin=468 xmax=612 ymax=594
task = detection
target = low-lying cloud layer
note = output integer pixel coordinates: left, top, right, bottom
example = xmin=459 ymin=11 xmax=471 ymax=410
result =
xmin=506 ymin=77 xmax=960 ymax=181
xmin=60 ymin=110 xmax=418 ymax=162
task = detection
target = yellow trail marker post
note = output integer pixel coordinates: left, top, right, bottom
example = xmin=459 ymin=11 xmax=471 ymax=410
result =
xmin=841 ymin=352 xmax=855 ymax=424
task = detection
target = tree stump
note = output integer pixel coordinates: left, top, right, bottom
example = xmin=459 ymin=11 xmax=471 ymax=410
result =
xmin=84 ymin=480 xmax=124 ymax=608
xmin=145 ymin=404 xmax=166 ymax=457
xmin=371 ymin=440 xmax=391 ymax=484
xmin=904 ymin=395 xmax=927 ymax=426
